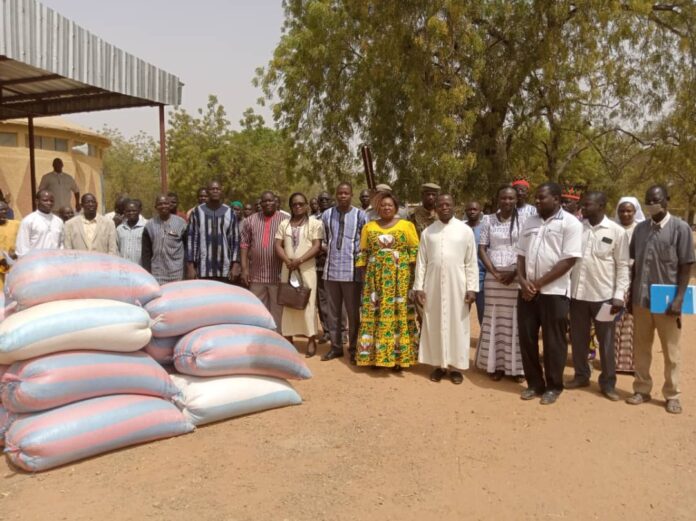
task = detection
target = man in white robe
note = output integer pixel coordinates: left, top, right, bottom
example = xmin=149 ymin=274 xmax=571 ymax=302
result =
xmin=414 ymin=194 xmax=479 ymax=384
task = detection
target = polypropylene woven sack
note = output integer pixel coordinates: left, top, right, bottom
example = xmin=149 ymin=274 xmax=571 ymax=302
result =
xmin=170 ymin=374 xmax=301 ymax=426
xmin=4 ymin=249 xmax=161 ymax=312
xmin=0 ymin=300 xmax=152 ymax=364
xmin=145 ymin=280 xmax=276 ymax=337
xmin=173 ymin=324 xmax=312 ymax=380
xmin=4 ymin=395 xmax=194 ymax=472
xmin=0 ymin=405 xmax=22 ymax=447
xmin=143 ymin=336 xmax=181 ymax=365
xmin=1 ymin=351 xmax=180 ymax=413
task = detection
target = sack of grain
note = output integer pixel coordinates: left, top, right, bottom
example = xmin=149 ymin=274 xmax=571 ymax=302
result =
xmin=170 ymin=374 xmax=301 ymax=426
xmin=0 ymin=300 xmax=152 ymax=364
xmin=173 ymin=324 xmax=311 ymax=380
xmin=1 ymin=351 xmax=180 ymax=413
xmin=143 ymin=335 xmax=181 ymax=365
xmin=4 ymin=395 xmax=194 ymax=472
xmin=145 ymin=280 xmax=276 ymax=338
xmin=0 ymin=405 xmax=23 ymax=447
xmin=4 ymin=249 xmax=161 ymax=312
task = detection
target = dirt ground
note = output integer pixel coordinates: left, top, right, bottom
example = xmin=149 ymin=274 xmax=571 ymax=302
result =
xmin=2 ymin=313 xmax=696 ymax=521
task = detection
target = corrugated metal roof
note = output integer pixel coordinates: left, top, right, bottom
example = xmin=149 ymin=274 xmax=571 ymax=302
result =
xmin=0 ymin=0 xmax=183 ymax=119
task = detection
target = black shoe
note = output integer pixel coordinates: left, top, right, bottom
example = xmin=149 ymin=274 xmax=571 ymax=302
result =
xmin=540 ymin=391 xmax=560 ymax=405
xmin=564 ymin=377 xmax=590 ymax=389
xmin=602 ymin=389 xmax=620 ymax=401
xmin=520 ymin=388 xmax=543 ymax=401
xmin=320 ymin=349 xmax=344 ymax=361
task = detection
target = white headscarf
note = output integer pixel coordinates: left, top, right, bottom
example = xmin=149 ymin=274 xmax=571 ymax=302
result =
xmin=615 ymin=196 xmax=646 ymax=224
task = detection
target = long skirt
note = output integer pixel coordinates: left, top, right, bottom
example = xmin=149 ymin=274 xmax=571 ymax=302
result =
xmin=475 ymin=272 xmax=524 ymax=376
xmin=614 ymin=310 xmax=634 ymax=373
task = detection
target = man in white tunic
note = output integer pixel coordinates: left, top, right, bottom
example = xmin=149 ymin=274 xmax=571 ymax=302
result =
xmin=414 ymin=194 xmax=479 ymax=384
xmin=15 ymin=190 xmax=63 ymax=257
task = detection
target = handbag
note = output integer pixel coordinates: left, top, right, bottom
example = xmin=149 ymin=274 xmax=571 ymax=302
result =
xmin=277 ymin=268 xmax=312 ymax=310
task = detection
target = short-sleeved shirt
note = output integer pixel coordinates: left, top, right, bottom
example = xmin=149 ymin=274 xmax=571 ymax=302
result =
xmin=38 ymin=171 xmax=79 ymax=211
xmin=630 ymin=213 xmax=696 ymax=309
xmin=116 ymin=221 xmax=145 ymax=265
xmin=240 ymin=211 xmax=285 ymax=284
xmin=516 ymin=208 xmax=583 ymax=296
xmin=570 ymin=216 xmax=630 ymax=302
xmin=467 ymin=217 xmax=488 ymax=280
xmin=480 ymin=212 xmax=527 ymax=271
xmin=322 ymin=206 xmax=366 ymax=282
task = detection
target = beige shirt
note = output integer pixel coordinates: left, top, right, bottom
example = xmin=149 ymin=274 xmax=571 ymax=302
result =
xmin=571 ymin=216 xmax=630 ymax=302
xmin=82 ymin=216 xmax=98 ymax=249
xmin=38 ymin=171 xmax=79 ymax=211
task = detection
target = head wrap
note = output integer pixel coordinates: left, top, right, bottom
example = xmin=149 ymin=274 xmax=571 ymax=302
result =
xmin=511 ymin=179 xmax=530 ymax=189
xmin=230 ymin=201 xmax=243 ymax=209
xmin=615 ymin=196 xmax=645 ymax=224
xmin=561 ymin=185 xmax=582 ymax=201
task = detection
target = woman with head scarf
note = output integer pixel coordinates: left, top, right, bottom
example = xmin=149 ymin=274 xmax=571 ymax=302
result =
xmin=613 ymin=196 xmax=645 ymax=373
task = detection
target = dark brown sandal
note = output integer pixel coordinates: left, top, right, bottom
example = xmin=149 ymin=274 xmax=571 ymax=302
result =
xmin=430 ymin=368 xmax=446 ymax=382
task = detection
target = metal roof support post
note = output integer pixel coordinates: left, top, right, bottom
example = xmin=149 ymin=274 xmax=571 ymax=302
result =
xmin=159 ymin=104 xmax=168 ymax=193
xmin=28 ymin=116 xmax=37 ymax=211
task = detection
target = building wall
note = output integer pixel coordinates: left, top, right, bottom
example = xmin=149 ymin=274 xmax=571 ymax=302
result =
xmin=0 ymin=120 xmax=109 ymax=219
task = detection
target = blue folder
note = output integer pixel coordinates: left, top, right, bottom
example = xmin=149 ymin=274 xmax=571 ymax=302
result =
xmin=649 ymin=285 xmax=695 ymax=314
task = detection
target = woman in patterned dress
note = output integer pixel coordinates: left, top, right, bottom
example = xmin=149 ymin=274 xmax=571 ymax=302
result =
xmin=613 ymin=196 xmax=645 ymax=373
xmin=475 ymin=186 xmax=527 ymax=382
xmin=356 ymin=193 xmax=420 ymax=369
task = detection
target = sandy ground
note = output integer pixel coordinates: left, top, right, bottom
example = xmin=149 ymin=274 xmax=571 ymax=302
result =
xmin=2 ymin=313 xmax=696 ymax=521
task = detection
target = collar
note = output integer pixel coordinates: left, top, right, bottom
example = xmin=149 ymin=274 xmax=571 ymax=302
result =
xmin=122 ymin=221 xmax=144 ymax=230
xmin=584 ymin=215 xmax=611 ymax=229
xmin=653 ymin=212 xmax=671 ymax=228
xmin=541 ymin=207 xmax=564 ymax=224
xmin=82 ymin=215 xmax=97 ymax=224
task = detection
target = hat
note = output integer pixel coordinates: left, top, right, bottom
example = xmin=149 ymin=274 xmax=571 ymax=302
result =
xmin=421 ymin=182 xmax=441 ymax=191
xmin=230 ymin=201 xmax=243 ymax=208
xmin=374 ymin=183 xmax=392 ymax=192
xmin=511 ymin=174 xmax=530 ymax=189
xmin=561 ymin=184 xmax=582 ymax=201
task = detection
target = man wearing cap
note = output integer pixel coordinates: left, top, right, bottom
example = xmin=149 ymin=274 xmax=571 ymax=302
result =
xmin=561 ymin=185 xmax=583 ymax=220
xmin=410 ymin=183 xmax=441 ymax=237
xmin=512 ymin=176 xmax=536 ymax=218
xmin=365 ymin=184 xmax=409 ymax=222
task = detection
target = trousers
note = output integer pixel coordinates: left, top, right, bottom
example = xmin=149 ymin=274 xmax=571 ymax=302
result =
xmin=569 ymin=299 xmax=617 ymax=391
xmin=324 ymin=280 xmax=361 ymax=355
xmin=518 ymin=293 xmax=570 ymax=393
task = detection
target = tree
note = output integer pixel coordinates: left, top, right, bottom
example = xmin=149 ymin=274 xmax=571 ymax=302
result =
xmin=101 ymin=129 xmax=161 ymax=217
xmin=259 ymin=1 xmax=696 ymax=202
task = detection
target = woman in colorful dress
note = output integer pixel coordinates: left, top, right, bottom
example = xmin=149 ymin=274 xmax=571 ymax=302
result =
xmin=613 ymin=196 xmax=645 ymax=373
xmin=356 ymin=193 xmax=420 ymax=369
xmin=475 ymin=186 xmax=527 ymax=382
xmin=274 ymin=192 xmax=324 ymax=357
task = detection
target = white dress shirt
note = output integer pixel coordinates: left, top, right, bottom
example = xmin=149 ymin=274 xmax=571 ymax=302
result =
xmin=516 ymin=208 xmax=583 ymax=296
xmin=570 ymin=216 xmax=630 ymax=302
xmin=15 ymin=210 xmax=64 ymax=257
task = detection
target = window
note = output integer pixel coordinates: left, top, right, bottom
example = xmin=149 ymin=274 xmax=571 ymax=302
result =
xmin=24 ymin=135 xmax=68 ymax=151
xmin=55 ymin=138 xmax=68 ymax=152
xmin=0 ymin=132 xmax=18 ymax=147
xmin=88 ymin=144 xmax=98 ymax=157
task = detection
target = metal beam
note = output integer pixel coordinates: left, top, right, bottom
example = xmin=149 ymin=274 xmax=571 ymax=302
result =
xmin=159 ymin=105 xmax=168 ymax=193
xmin=2 ymin=87 xmax=103 ymax=104
xmin=28 ymin=116 xmax=37 ymax=211
xmin=0 ymin=93 xmax=158 ymax=119
xmin=0 ymin=74 xmax=62 ymax=87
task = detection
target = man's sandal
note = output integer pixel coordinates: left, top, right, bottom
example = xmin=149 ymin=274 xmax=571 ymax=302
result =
xmin=430 ymin=368 xmax=446 ymax=382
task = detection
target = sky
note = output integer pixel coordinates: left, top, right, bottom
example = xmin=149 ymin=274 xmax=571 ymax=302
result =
xmin=39 ymin=0 xmax=285 ymax=137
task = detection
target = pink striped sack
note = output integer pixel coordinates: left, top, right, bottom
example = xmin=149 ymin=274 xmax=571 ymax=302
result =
xmin=0 ymin=299 xmax=152 ymax=364
xmin=145 ymin=280 xmax=276 ymax=338
xmin=173 ymin=324 xmax=312 ymax=380
xmin=143 ymin=336 xmax=181 ymax=365
xmin=4 ymin=395 xmax=194 ymax=472
xmin=1 ymin=351 xmax=180 ymax=413
xmin=4 ymin=249 xmax=161 ymax=312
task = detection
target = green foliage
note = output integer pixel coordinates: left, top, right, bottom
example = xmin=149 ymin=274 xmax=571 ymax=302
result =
xmin=259 ymin=0 xmax=696 ymax=208
xmin=101 ymin=129 xmax=161 ymax=217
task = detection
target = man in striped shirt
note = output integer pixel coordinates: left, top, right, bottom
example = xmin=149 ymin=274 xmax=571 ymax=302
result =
xmin=142 ymin=194 xmax=187 ymax=284
xmin=321 ymin=182 xmax=367 ymax=362
xmin=116 ymin=200 xmax=146 ymax=265
xmin=186 ymin=180 xmax=241 ymax=282
xmin=241 ymin=190 xmax=285 ymax=331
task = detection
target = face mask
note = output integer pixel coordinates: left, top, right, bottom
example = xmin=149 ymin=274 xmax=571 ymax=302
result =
xmin=645 ymin=203 xmax=664 ymax=217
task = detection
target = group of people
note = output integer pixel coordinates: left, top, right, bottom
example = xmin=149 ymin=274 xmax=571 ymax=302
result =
xmin=0 ymin=157 xmax=691 ymax=415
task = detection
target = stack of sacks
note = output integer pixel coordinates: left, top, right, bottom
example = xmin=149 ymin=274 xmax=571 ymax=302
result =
xmin=144 ymin=280 xmax=311 ymax=426
xmin=0 ymin=251 xmax=194 ymax=472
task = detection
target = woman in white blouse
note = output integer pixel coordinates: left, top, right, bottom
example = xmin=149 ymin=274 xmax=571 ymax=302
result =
xmin=475 ymin=186 xmax=528 ymax=381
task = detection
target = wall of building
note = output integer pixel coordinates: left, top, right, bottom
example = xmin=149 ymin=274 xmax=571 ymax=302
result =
xmin=0 ymin=118 xmax=110 ymax=219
